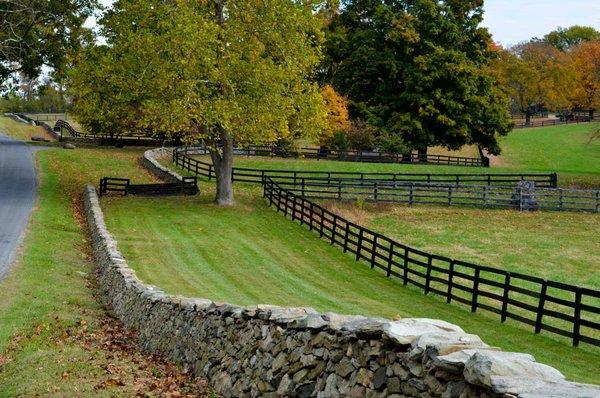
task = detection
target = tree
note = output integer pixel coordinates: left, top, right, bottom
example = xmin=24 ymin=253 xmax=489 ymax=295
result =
xmin=318 ymin=84 xmax=350 ymax=147
xmin=569 ymin=41 xmax=600 ymax=119
xmin=544 ymin=26 xmax=600 ymax=52
xmin=323 ymin=0 xmax=512 ymax=156
xmin=498 ymin=41 xmax=575 ymax=123
xmin=71 ymin=0 xmax=326 ymax=204
xmin=0 ymin=0 xmax=96 ymax=82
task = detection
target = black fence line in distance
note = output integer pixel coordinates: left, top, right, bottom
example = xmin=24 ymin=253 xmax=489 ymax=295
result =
xmin=262 ymin=177 xmax=600 ymax=348
xmin=99 ymin=176 xmax=198 ymax=196
xmin=234 ymin=144 xmax=489 ymax=167
xmin=273 ymin=178 xmax=600 ymax=213
xmin=172 ymin=147 xmax=558 ymax=188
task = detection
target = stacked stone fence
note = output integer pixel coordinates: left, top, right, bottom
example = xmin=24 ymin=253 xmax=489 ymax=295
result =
xmin=85 ymin=184 xmax=600 ymax=397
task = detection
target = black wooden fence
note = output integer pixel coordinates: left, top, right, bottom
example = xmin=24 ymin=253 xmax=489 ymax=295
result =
xmin=173 ymin=147 xmax=558 ymax=187
xmin=55 ymin=119 xmax=81 ymax=137
xmin=99 ymin=176 xmax=198 ymax=196
xmin=228 ymin=144 xmax=488 ymax=167
xmin=262 ymin=177 xmax=600 ymax=347
xmin=513 ymin=117 xmax=599 ymax=129
xmin=273 ymin=178 xmax=600 ymax=213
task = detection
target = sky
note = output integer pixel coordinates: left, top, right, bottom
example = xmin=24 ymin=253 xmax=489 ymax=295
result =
xmin=482 ymin=0 xmax=600 ymax=46
xmin=87 ymin=0 xmax=600 ymax=48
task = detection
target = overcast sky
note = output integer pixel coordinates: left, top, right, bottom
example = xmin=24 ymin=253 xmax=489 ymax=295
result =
xmin=87 ymin=0 xmax=600 ymax=48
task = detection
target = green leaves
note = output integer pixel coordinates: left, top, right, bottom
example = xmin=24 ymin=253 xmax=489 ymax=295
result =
xmin=323 ymin=0 xmax=511 ymax=154
xmin=70 ymin=0 xmax=326 ymax=143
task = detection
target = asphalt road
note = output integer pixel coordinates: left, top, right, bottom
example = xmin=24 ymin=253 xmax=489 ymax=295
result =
xmin=0 ymin=133 xmax=37 ymax=282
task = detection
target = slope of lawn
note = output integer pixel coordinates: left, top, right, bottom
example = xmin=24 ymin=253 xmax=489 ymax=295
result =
xmin=190 ymin=122 xmax=600 ymax=188
xmin=101 ymin=182 xmax=600 ymax=384
xmin=498 ymin=122 xmax=600 ymax=187
xmin=0 ymin=141 xmax=207 ymax=396
xmin=0 ymin=116 xmax=55 ymax=141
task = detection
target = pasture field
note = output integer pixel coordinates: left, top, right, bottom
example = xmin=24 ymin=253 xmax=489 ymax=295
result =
xmin=324 ymin=201 xmax=600 ymax=289
xmin=101 ymin=178 xmax=599 ymax=383
xmin=191 ymin=122 xmax=600 ymax=188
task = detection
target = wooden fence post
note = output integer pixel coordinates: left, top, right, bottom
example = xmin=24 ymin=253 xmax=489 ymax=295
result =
xmin=403 ymin=247 xmax=409 ymax=285
xmin=356 ymin=229 xmax=364 ymax=261
xmin=447 ymin=260 xmax=455 ymax=303
xmin=535 ymin=280 xmax=548 ymax=334
xmin=425 ymin=256 xmax=433 ymax=294
xmin=370 ymin=235 xmax=378 ymax=269
xmin=572 ymin=289 xmax=582 ymax=347
xmin=386 ymin=242 xmax=394 ymax=277
xmin=501 ymin=273 xmax=511 ymax=322
xmin=319 ymin=209 xmax=325 ymax=238
xmin=471 ymin=267 xmax=480 ymax=312
xmin=330 ymin=215 xmax=338 ymax=245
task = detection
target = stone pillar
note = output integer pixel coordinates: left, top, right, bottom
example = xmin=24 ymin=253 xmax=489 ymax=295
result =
xmin=512 ymin=180 xmax=539 ymax=211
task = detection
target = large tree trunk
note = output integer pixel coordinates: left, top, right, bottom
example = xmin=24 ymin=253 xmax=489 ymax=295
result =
xmin=209 ymin=130 xmax=234 ymax=205
xmin=525 ymin=112 xmax=532 ymax=126
xmin=589 ymin=109 xmax=594 ymax=121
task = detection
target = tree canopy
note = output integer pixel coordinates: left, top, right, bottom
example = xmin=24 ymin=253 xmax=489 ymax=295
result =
xmin=0 ymin=0 xmax=96 ymax=83
xmin=321 ymin=0 xmax=512 ymax=155
xmin=544 ymin=26 xmax=600 ymax=52
xmin=70 ymin=0 xmax=326 ymax=204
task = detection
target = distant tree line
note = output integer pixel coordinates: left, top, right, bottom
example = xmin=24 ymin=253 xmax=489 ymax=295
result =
xmin=492 ymin=25 xmax=600 ymax=125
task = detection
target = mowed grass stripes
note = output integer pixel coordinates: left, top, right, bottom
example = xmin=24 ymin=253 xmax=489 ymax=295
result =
xmin=102 ymin=187 xmax=600 ymax=383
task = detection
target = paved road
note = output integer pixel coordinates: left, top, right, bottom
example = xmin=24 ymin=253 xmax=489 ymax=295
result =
xmin=0 ymin=133 xmax=37 ymax=282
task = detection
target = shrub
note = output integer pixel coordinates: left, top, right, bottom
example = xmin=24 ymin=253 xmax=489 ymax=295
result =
xmin=346 ymin=120 xmax=376 ymax=150
xmin=378 ymin=132 xmax=408 ymax=154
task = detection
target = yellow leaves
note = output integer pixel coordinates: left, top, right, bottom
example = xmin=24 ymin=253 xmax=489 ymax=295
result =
xmin=318 ymin=84 xmax=350 ymax=146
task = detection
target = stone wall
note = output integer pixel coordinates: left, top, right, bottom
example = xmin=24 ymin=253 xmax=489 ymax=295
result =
xmin=142 ymin=147 xmax=183 ymax=183
xmin=84 ymin=185 xmax=599 ymax=398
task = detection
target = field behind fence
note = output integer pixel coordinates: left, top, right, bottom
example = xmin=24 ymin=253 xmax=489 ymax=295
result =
xmin=262 ymin=178 xmax=600 ymax=348
xmin=273 ymin=179 xmax=600 ymax=213
xmin=173 ymin=147 xmax=558 ymax=187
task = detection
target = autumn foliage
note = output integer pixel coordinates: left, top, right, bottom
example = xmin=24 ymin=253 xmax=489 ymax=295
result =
xmin=318 ymin=84 xmax=350 ymax=147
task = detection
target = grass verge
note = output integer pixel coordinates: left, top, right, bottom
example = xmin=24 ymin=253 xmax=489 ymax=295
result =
xmin=0 ymin=144 xmax=207 ymax=396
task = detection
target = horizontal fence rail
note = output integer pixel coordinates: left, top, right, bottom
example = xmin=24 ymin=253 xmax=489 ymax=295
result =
xmin=513 ymin=116 xmax=599 ymax=129
xmin=99 ymin=176 xmax=198 ymax=196
xmin=54 ymin=120 xmax=160 ymax=142
xmin=262 ymin=177 xmax=600 ymax=347
xmin=55 ymin=119 xmax=81 ymax=137
xmin=273 ymin=179 xmax=600 ymax=213
xmin=231 ymin=144 xmax=489 ymax=167
xmin=173 ymin=147 xmax=558 ymax=188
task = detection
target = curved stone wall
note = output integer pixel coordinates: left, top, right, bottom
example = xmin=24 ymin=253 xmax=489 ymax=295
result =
xmin=84 ymin=185 xmax=599 ymax=397
xmin=143 ymin=147 xmax=183 ymax=183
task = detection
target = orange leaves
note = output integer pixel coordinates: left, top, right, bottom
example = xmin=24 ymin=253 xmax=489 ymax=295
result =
xmin=318 ymin=84 xmax=350 ymax=146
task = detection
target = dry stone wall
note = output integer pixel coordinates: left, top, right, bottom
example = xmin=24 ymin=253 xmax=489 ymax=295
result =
xmin=84 ymin=184 xmax=600 ymax=398
xmin=143 ymin=147 xmax=183 ymax=183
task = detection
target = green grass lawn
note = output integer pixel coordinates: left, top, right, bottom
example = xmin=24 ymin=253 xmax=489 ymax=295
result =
xmin=0 ymin=140 xmax=207 ymax=395
xmin=0 ymin=116 xmax=55 ymax=142
xmin=101 ymin=182 xmax=600 ymax=384
xmin=325 ymin=202 xmax=600 ymax=289
xmin=191 ymin=122 xmax=600 ymax=188
xmin=498 ymin=123 xmax=600 ymax=188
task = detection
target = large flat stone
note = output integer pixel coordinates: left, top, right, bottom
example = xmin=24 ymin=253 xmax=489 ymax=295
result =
xmin=464 ymin=351 xmax=565 ymax=394
xmin=383 ymin=318 xmax=464 ymax=345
